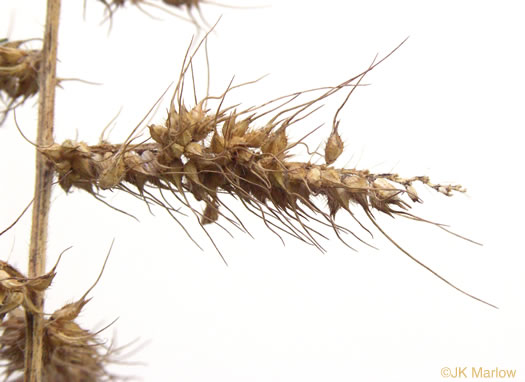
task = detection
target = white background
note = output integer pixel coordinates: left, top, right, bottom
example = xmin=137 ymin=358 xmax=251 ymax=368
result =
xmin=1 ymin=1 xmax=524 ymax=381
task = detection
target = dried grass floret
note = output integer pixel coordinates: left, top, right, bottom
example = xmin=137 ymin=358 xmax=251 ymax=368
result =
xmin=39 ymin=38 xmax=495 ymax=308
xmin=0 ymin=40 xmax=42 ymax=125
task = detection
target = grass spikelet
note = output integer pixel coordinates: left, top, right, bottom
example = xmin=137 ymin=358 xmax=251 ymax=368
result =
xmin=40 ymin=38 xmax=495 ymax=307
xmin=0 ymin=39 xmax=42 ymax=125
xmin=0 ymin=253 xmax=64 ymax=321
xmin=324 ymin=121 xmax=344 ymax=165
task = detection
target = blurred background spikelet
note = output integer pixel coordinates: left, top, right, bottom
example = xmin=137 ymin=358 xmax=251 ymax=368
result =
xmin=0 ymin=39 xmax=42 ymax=125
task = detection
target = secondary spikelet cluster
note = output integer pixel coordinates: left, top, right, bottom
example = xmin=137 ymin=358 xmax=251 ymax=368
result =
xmin=0 ymin=245 xmax=122 ymax=381
xmin=0 ymin=40 xmax=42 ymax=124
xmin=0 ymin=306 xmax=119 ymax=382
xmin=0 ymin=260 xmax=57 ymax=321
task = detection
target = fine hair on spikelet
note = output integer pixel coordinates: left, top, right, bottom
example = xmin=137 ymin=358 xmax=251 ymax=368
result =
xmin=37 ymin=32 xmax=495 ymax=309
xmin=93 ymin=0 xmax=218 ymax=29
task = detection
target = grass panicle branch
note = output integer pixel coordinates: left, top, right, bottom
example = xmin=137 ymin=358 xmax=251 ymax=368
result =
xmin=39 ymin=40 xmax=495 ymax=308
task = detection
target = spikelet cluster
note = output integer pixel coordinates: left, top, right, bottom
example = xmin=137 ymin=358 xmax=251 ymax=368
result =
xmin=40 ymin=40 xmax=496 ymax=307
xmin=42 ymin=103 xmax=462 ymax=216
xmin=0 ymin=245 xmax=122 ymax=381
xmin=40 ymin=54 xmax=465 ymax=256
xmin=0 ymin=260 xmax=57 ymax=321
xmin=0 ymin=306 xmax=119 ymax=382
xmin=0 ymin=40 xmax=42 ymax=124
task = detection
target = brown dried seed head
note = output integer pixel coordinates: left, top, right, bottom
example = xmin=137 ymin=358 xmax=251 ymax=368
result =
xmin=405 ymin=184 xmax=420 ymax=202
xmin=438 ymin=185 xmax=453 ymax=196
xmin=167 ymin=105 xmax=183 ymax=128
xmin=343 ymin=174 xmax=369 ymax=190
xmin=271 ymin=170 xmax=287 ymax=189
xmin=39 ymin=143 xmax=64 ymax=162
xmin=24 ymin=273 xmax=55 ymax=292
xmin=243 ymin=129 xmax=267 ymax=147
xmin=0 ymin=267 xmax=25 ymax=320
xmin=149 ymin=124 xmax=167 ymax=143
xmin=307 ymin=167 xmax=322 ymax=188
xmin=325 ymin=123 xmax=344 ymax=165
xmin=236 ymin=148 xmax=253 ymax=163
xmin=0 ymin=292 xmax=24 ymax=319
xmin=0 ymin=260 xmax=57 ymax=319
xmin=189 ymin=102 xmax=206 ymax=122
xmin=222 ymin=112 xmax=237 ymax=139
xmin=373 ymin=178 xmax=400 ymax=200
xmin=40 ymin=41 xmax=471 ymax=308
xmin=1 ymin=41 xmax=42 ymax=124
xmin=262 ymin=127 xmax=288 ymax=155
xmin=184 ymin=142 xmax=204 ymax=157
xmin=50 ymin=298 xmax=90 ymax=323
xmin=231 ymin=117 xmax=251 ymax=137
xmin=178 ymin=127 xmax=194 ymax=147
xmin=184 ymin=160 xmax=200 ymax=185
xmin=0 ymin=46 xmax=26 ymax=66
xmin=201 ymin=202 xmax=219 ymax=225
xmin=321 ymin=168 xmax=341 ymax=185
xmin=210 ymin=132 xmax=225 ymax=153
xmin=342 ymin=174 xmax=370 ymax=207
xmin=169 ymin=142 xmax=185 ymax=158
xmin=0 ymin=306 xmax=121 ymax=381
xmin=98 ymin=155 xmax=126 ymax=189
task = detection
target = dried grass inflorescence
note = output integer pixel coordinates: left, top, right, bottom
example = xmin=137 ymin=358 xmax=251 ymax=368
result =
xmin=0 ymin=307 xmax=119 ymax=382
xmin=0 ymin=243 xmax=122 ymax=381
xmin=40 ymin=40 xmax=493 ymax=307
xmin=41 ymin=41 xmax=462 ymax=236
xmin=0 ymin=39 xmax=42 ymax=125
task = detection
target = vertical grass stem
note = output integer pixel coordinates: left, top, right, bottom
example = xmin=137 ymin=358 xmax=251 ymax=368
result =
xmin=25 ymin=0 xmax=61 ymax=380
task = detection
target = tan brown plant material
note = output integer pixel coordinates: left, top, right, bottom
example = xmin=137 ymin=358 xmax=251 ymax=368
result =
xmin=0 ymin=245 xmax=123 ymax=382
xmin=0 ymin=39 xmax=42 ymax=125
xmin=0 ymin=202 xmax=58 ymax=321
xmin=95 ymin=0 xmax=210 ymax=27
xmin=0 ymin=308 xmax=120 ymax=382
xmin=0 ymin=259 xmax=59 ymax=322
xmin=38 ymin=38 xmax=495 ymax=308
